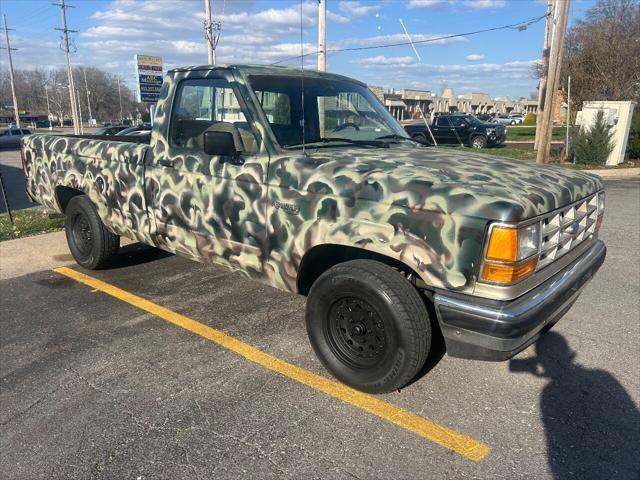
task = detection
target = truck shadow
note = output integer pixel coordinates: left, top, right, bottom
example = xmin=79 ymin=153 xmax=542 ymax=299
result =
xmin=509 ymin=331 xmax=640 ymax=479
xmin=108 ymin=242 xmax=174 ymax=269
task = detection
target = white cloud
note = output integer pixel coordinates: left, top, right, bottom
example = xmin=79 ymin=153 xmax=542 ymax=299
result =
xmin=327 ymin=11 xmax=350 ymax=24
xmin=409 ymin=0 xmax=506 ymax=9
xmin=336 ymin=32 xmax=467 ymax=48
xmin=408 ymin=0 xmax=456 ymax=8
xmin=465 ymin=53 xmax=485 ymax=61
xmin=463 ymin=0 xmax=506 ymax=9
xmin=338 ymin=1 xmax=381 ymax=17
xmin=354 ymin=55 xmax=416 ymax=66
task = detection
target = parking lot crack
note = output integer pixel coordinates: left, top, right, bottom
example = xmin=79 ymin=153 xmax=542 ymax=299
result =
xmin=68 ymin=367 xmax=148 ymax=432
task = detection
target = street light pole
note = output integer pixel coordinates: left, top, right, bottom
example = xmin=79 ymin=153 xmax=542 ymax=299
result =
xmin=44 ymin=86 xmax=53 ymax=130
xmin=76 ymin=86 xmax=83 ymax=134
xmin=117 ymin=77 xmax=124 ymax=123
xmin=82 ymin=68 xmax=93 ymax=124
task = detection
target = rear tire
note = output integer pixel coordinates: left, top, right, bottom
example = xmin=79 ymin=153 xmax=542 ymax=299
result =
xmin=65 ymin=195 xmax=119 ymax=269
xmin=306 ymin=260 xmax=431 ymax=394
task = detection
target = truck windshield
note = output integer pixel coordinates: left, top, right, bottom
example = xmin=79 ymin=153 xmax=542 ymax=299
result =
xmin=248 ymin=74 xmax=409 ymax=148
xmin=465 ymin=116 xmax=484 ymax=127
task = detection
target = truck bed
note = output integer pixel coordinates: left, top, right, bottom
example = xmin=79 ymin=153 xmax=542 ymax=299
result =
xmin=22 ymin=133 xmax=151 ymax=243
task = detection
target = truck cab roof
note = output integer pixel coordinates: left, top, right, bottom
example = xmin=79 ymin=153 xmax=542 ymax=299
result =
xmin=167 ymin=64 xmax=367 ymax=86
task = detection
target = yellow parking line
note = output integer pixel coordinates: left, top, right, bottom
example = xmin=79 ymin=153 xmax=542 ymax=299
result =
xmin=54 ymin=266 xmax=490 ymax=461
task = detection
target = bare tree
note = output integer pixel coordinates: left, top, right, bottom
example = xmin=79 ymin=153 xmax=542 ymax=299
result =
xmin=0 ymin=66 xmax=146 ymax=123
xmin=561 ymin=0 xmax=640 ymax=112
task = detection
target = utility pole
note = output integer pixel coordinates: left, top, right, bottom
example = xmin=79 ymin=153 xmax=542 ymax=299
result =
xmin=117 ymin=77 xmax=124 ymax=123
xmin=317 ymin=0 xmax=326 ymax=71
xmin=54 ymin=0 xmax=80 ymax=135
xmin=536 ymin=0 xmax=569 ymax=164
xmin=204 ymin=0 xmax=215 ymax=64
xmin=534 ymin=0 xmax=554 ymax=151
xmin=317 ymin=0 xmax=326 ymax=138
xmin=82 ymin=68 xmax=93 ymax=124
xmin=2 ymin=15 xmax=20 ymax=128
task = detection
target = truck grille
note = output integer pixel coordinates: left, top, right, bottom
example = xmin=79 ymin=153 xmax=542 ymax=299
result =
xmin=538 ymin=193 xmax=599 ymax=269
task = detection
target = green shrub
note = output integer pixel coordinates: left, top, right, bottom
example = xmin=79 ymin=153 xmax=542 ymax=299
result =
xmin=571 ymin=111 xmax=614 ymax=165
xmin=626 ymin=109 xmax=640 ymax=160
xmin=523 ymin=112 xmax=537 ymax=125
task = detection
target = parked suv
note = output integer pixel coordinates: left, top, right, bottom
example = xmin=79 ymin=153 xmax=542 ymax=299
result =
xmin=0 ymin=127 xmax=32 ymax=148
xmin=404 ymin=114 xmax=506 ymax=148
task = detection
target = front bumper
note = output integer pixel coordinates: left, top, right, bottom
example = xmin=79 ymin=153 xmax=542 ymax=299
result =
xmin=433 ymin=240 xmax=606 ymax=361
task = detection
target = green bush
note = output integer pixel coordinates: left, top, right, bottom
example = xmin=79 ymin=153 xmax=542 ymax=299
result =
xmin=626 ymin=109 xmax=640 ymax=160
xmin=523 ymin=112 xmax=537 ymax=125
xmin=571 ymin=111 xmax=614 ymax=165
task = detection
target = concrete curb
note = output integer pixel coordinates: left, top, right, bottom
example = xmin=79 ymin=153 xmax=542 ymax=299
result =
xmin=583 ymin=168 xmax=639 ymax=177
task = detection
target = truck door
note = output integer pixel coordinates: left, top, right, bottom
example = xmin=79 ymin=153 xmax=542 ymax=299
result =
xmin=146 ymin=71 xmax=269 ymax=277
xmin=432 ymin=116 xmax=453 ymax=144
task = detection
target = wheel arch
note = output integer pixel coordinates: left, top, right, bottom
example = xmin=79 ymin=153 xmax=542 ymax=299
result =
xmin=296 ymin=243 xmax=423 ymax=296
xmin=55 ymin=185 xmax=85 ymax=212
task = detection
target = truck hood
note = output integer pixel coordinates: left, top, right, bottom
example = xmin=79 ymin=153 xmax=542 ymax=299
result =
xmin=294 ymin=145 xmax=603 ymax=222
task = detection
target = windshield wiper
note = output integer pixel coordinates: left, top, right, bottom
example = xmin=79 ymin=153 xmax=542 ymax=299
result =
xmin=283 ymin=137 xmax=389 ymax=149
xmin=374 ymin=134 xmax=415 ymax=143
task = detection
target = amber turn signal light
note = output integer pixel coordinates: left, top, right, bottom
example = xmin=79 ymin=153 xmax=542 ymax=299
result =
xmin=481 ymin=256 xmax=538 ymax=283
xmin=486 ymin=227 xmax=518 ymax=262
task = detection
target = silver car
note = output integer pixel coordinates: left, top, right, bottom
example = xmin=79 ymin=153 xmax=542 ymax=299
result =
xmin=0 ymin=127 xmax=32 ymax=148
xmin=508 ymin=113 xmax=524 ymax=125
xmin=493 ymin=115 xmax=517 ymax=126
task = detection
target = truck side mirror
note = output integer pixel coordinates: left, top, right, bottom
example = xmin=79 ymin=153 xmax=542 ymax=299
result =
xmin=203 ymin=130 xmax=240 ymax=158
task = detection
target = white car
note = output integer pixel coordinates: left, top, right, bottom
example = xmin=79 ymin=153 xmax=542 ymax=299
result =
xmin=0 ymin=127 xmax=32 ymax=148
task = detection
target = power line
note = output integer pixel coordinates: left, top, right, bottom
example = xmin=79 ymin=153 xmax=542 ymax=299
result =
xmin=271 ymin=14 xmax=548 ymax=65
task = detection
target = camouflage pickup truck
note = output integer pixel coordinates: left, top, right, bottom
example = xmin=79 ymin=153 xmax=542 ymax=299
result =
xmin=22 ymin=65 xmax=606 ymax=394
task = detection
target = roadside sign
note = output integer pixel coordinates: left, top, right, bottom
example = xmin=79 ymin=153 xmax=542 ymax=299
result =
xmin=135 ymin=54 xmax=163 ymax=104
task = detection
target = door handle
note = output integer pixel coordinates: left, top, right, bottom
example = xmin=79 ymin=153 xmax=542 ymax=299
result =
xmin=159 ymin=159 xmax=175 ymax=168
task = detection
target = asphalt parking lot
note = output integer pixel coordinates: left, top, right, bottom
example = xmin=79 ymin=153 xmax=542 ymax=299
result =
xmin=1 ymin=177 xmax=639 ymax=480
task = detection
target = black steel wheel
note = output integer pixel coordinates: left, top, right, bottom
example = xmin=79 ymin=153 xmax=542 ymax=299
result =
xmin=306 ymin=260 xmax=431 ymax=394
xmin=326 ymin=296 xmax=388 ymax=368
xmin=65 ymin=195 xmax=120 ymax=269
xmin=70 ymin=211 xmax=93 ymax=257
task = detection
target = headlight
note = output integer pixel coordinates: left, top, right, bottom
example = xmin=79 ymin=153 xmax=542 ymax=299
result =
xmin=486 ymin=128 xmax=496 ymax=135
xmin=481 ymin=223 xmax=540 ymax=283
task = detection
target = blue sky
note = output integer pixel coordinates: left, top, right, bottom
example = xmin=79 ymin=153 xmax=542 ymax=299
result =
xmin=1 ymin=0 xmax=596 ymax=99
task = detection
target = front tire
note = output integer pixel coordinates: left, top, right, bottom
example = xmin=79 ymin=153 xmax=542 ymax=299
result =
xmin=471 ymin=135 xmax=487 ymax=149
xmin=306 ymin=260 xmax=431 ymax=394
xmin=65 ymin=195 xmax=120 ymax=269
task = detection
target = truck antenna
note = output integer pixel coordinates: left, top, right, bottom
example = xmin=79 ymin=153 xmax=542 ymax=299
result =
xmin=300 ymin=0 xmax=306 ymax=156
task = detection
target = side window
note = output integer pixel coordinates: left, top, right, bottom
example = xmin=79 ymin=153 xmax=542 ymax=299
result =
xmin=255 ymin=91 xmax=291 ymax=125
xmin=11 ymin=129 xmax=21 ymax=135
xmin=450 ymin=117 xmax=465 ymax=127
xmin=435 ymin=117 xmax=448 ymax=127
xmin=170 ymin=78 xmax=258 ymax=153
